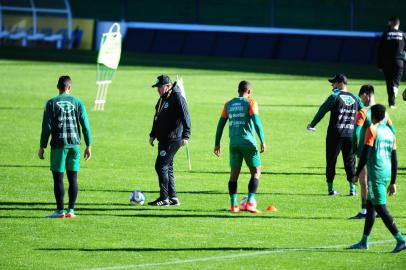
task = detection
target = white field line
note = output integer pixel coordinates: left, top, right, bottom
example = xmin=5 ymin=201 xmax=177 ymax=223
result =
xmin=84 ymin=239 xmax=393 ymax=270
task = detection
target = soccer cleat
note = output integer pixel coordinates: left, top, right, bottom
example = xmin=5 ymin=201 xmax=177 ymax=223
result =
xmin=328 ymin=190 xmax=341 ymax=196
xmin=350 ymin=212 xmax=366 ymax=219
xmin=244 ymin=202 xmax=262 ymax=214
xmin=349 ymin=242 xmax=368 ymax=250
xmin=147 ymin=198 xmax=169 ymax=206
xmin=169 ymin=197 xmax=180 ymax=206
xmin=392 ymin=241 xmax=406 ymax=253
xmin=349 ymin=191 xmax=358 ymax=196
xmin=230 ymin=205 xmax=240 ymax=213
xmin=65 ymin=210 xmax=76 ymax=219
xmin=47 ymin=211 xmax=65 ymax=218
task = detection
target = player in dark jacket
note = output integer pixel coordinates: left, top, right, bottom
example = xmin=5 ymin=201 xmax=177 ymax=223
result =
xmin=307 ymin=74 xmax=363 ymax=196
xmin=148 ymin=75 xmax=191 ymax=206
xmin=377 ymin=17 xmax=406 ymax=108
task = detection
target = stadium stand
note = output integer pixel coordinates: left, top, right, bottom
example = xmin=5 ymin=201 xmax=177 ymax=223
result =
xmin=0 ymin=0 xmax=72 ymax=48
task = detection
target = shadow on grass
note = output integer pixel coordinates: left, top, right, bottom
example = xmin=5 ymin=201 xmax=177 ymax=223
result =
xmin=188 ymin=170 xmax=326 ymax=176
xmin=0 ymin=107 xmax=42 ymax=110
xmin=80 ymin=189 xmax=325 ymax=196
xmin=37 ymin=247 xmax=271 ymax=252
xmin=35 ymin=246 xmax=385 ymax=254
xmin=0 ymin=164 xmax=49 ymax=168
xmin=77 ymin=212 xmax=347 ymax=220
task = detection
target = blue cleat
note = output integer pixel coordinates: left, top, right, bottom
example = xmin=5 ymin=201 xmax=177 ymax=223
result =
xmin=392 ymin=241 xmax=406 ymax=253
xmin=349 ymin=242 xmax=368 ymax=250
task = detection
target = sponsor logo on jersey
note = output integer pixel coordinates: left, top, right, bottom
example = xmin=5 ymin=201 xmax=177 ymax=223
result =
xmin=163 ymin=102 xmax=169 ymax=109
xmin=56 ymin=101 xmax=75 ymax=113
xmin=160 ymin=150 xmax=167 ymax=157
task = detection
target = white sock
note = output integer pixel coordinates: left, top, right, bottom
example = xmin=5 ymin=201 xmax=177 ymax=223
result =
xmin=394 ymin=87 xmax=399 ymax=97
xmin=360 ymin=208 xmax=367 ymax=214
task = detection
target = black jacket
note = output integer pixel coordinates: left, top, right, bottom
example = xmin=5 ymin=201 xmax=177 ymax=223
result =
xmin=149 ymin=83 xmax=191 ymax=143
xmin=377 ymin=28 xmax=406 ymax=69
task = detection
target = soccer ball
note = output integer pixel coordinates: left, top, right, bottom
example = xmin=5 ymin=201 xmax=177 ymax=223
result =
xmin=129 ymin=190 xmax=145 ymax=205
xmin=240 ymin=195 xmax=256 ymax=209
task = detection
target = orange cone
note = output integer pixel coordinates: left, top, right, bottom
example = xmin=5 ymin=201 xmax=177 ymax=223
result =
xmin=266 ymin=204 xmax=278 ymax=212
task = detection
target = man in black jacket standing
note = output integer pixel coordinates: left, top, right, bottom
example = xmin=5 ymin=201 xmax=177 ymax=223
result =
xmin=377 ymin=17 xmax=406 ymax=108
xmin=148 ymin=75 xmax=191 ymax=206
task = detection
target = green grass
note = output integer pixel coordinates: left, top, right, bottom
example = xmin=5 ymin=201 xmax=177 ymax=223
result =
xmin=0 ymin=55 xmax=406 ymax=270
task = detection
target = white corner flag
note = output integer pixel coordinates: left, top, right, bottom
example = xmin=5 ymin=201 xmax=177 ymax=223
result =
xmin=177 ymin=75 xmax=192 ymax=171
xmin=93 ymin=23 xmax=122 ymax=111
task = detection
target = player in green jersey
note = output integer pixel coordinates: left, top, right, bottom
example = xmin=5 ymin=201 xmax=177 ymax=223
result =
xmin=214 ymin=81 xmax=266 ymax=214
xmin=38 ymin=76 xmax=92 ymax=218
xmin=351 ymin=85 xmax=395 ymax=219
xmin=350 ymin=104 xmax=405 ymax=253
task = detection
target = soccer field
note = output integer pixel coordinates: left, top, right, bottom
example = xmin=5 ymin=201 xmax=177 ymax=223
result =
xmin=0 ymin=55 xmax=405 ymax=269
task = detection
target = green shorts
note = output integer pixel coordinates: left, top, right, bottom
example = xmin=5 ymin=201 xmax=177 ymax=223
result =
xmin=50 ymin=147 xmax=81 ymax=172
xmin=367 ymin=179 xmax=389 ymax=205
xmin=229 ymin=144 xmax=261 ymax=168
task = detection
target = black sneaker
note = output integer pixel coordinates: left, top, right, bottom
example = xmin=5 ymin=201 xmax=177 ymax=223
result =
xmin=328 ymin=190 xmax=340 ymax=196
xmin=392 ymin=241 xmax=406 ymax=253
xmin=169 ymin=197 xmax=180 ymax=206
xmin=350 ymin=212 xmax=366 ymax=219
xmin=147 ymin=198 xmax=169 ymax=206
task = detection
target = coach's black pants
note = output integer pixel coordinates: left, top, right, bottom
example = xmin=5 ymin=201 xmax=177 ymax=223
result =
xmin=383 ymin=60 xmax=404 ymax=106
xmin=155 ymin=140 xmax=182 ymax=199
xmin=325 ymin=135 xmax=355 ymax=183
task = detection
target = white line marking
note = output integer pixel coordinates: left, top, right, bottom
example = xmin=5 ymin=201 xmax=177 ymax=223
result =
xmin=84 ymin=240 xmax=393 ymax=270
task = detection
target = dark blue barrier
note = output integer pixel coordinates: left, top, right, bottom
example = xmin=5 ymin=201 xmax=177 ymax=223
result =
xmin=243 ymin=34 xmax=280 ymax=59
xmin=339 ymin=37 xmax=378 ymax=64
xmin=183 ymin=31 xmax=216 ymax=56
xmin=123 ymin=28 xmax=379 ymax=64
xmin=306 ymin=36 xmax=342 ymax=62
xmin=211 ymin=32 xmax=246 ymax=57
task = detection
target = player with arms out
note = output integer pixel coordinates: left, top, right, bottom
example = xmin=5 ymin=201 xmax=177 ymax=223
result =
xmin=38 ymin=76 xmax=92 ymax=218
xmin=307 ymin=74 xmax=363 ymax=196
xmin=351 ymin=85 xmax=395 ymax=219
xmin=214 ymin=81 xmax=266 ymax=214
xmin=350 ymin=104 xmax=405 ymax=253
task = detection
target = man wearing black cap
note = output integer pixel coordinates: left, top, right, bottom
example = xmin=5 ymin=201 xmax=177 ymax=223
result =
xmin=307 ymin=74 xmax=363 ymax=196
xmin=148 ymin=75 xmax=191 ymax=206
xmin=377 ymin=17 xmax=406 ymax=108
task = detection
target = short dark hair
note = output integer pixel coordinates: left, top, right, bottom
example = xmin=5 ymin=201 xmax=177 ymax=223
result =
xmin=388 ymin=17 xmax=400 ymax=27
xmin=238 ymin=80 xmax=252 ymax=93
xmin=358 ymin=84 xmax=374 ymax=96
xmin=57 ymin=75 xmax=71 ymax=91
xmin=370 ymin=104 xmax=386 ymax=122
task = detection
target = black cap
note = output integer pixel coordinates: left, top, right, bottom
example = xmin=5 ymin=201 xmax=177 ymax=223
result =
xmin=328 ymin=74 xmax=348 ymax=84
xmin=152 ymin=75 xmax=172 ymax=88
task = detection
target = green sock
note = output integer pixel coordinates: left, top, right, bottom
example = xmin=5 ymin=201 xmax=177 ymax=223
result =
xmin=395 ymin=232 xmax=405 ymax=243
xmin=327 ymin=182 xmax=334 ymax=192
xmin=230 ymin=194 xmax=237 ymax=206
xmin=349 ymin=182 xmax=356 ymax=193
xmin=247 ymin=193 xmax=256 ymax=203
xmin=361 ymin=234 xmax=369 ymax=245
